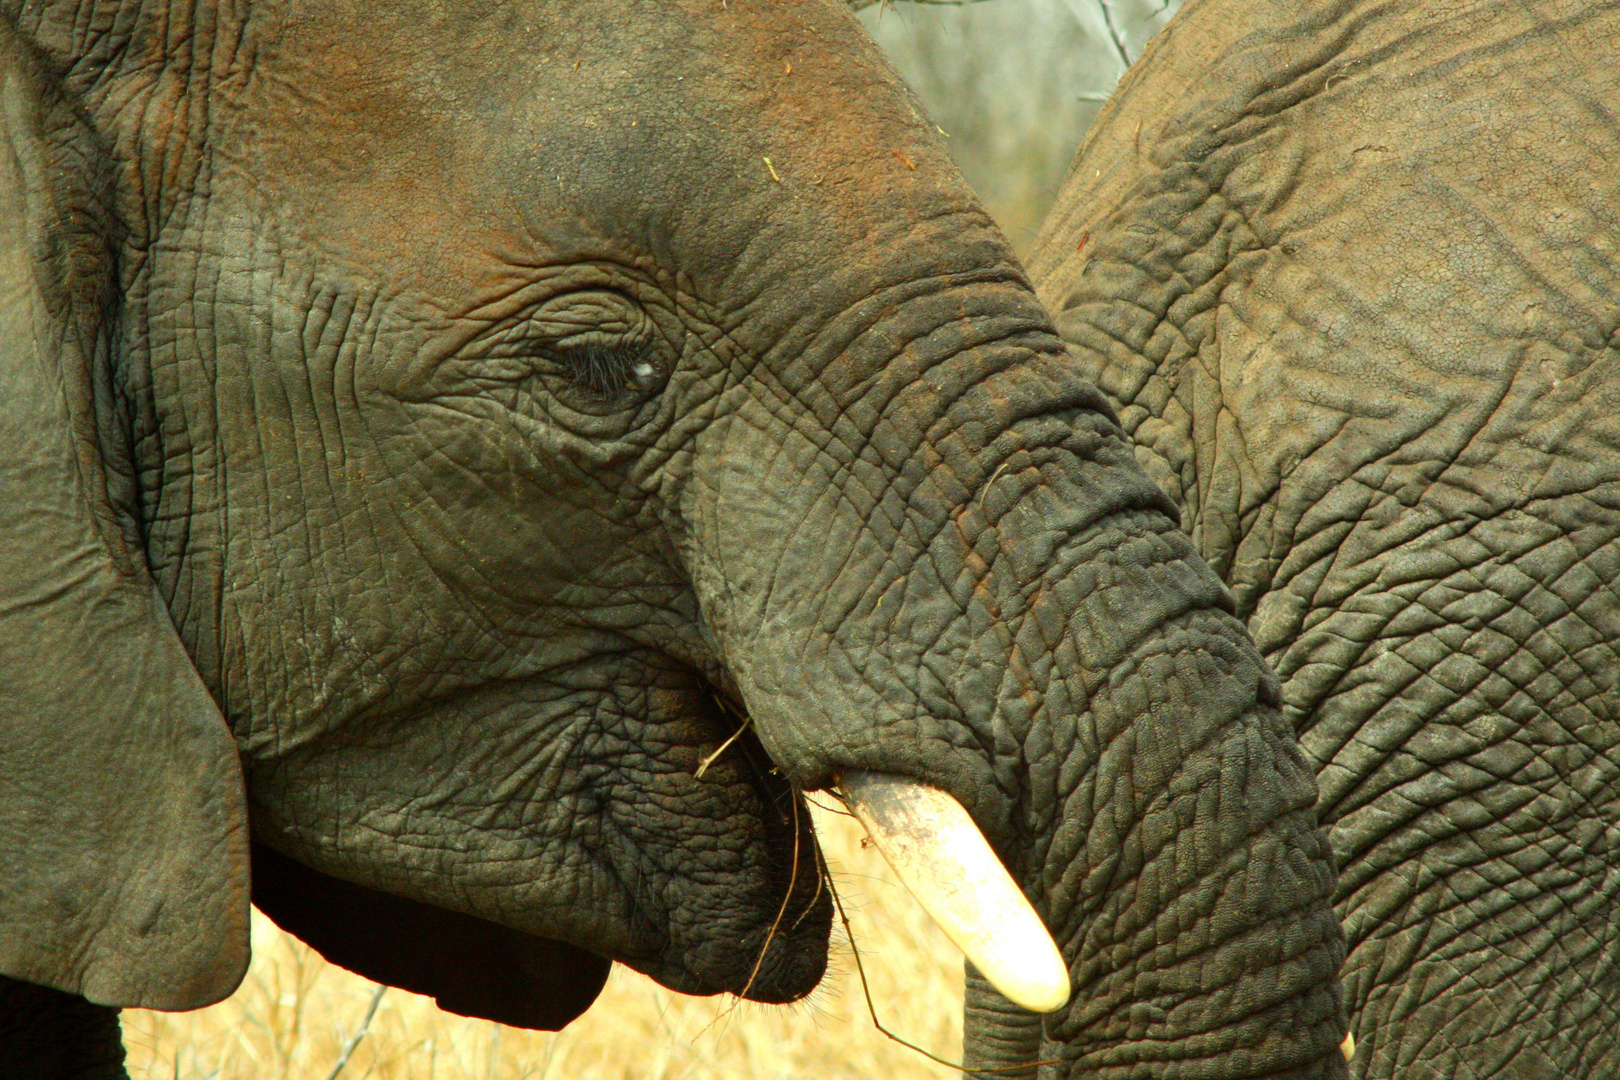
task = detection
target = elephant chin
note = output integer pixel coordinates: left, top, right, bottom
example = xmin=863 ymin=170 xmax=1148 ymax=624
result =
xmin=634 ymin=928 xmax=830 ymax=1006
xmin=720 ymin=919 xmax=833 ymax=1006
xmin=638 ymin=910 xmax=832 ymax=1005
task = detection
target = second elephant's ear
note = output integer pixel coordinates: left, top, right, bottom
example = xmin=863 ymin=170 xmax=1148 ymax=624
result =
xmin=0 ymin=25 xmax=250 ymax=1009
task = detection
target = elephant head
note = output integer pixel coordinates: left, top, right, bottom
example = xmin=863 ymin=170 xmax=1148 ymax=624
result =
xmin=0 ymin=1 xmax=1350 ymax=1075
xmin=1031 ymin=0 xmax=1620 ymax=1076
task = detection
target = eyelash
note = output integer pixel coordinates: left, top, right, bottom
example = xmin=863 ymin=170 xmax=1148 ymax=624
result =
xmin=549 ymin=339 xmax=659 ymax=397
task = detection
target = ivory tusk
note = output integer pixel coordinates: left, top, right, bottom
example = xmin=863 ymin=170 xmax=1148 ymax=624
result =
xmin=838 ymin=770 xmax=1071 ymax=1014
xmin=1341 ymin=1031 xmax=1356 ymax=1062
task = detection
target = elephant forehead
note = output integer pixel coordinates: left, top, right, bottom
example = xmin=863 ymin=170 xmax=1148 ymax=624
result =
xmin=207 ymin=0 xmax=966 ymax=305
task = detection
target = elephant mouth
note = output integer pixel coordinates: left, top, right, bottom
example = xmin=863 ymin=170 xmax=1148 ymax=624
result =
xmin=602 ymin=662 xmax=1073 ymax=1014
xmin=238 ymin=658 xmax=838 ymax=1009
xmin=600 ymin=677 xmax=836 ymax=1004
xmin=632 ymin=680 xmax=1069 ymax=1014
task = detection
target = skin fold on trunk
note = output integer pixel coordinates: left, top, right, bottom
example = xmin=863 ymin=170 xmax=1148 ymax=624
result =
xmin=963 ymin=963 xmax=1044 ymax=1079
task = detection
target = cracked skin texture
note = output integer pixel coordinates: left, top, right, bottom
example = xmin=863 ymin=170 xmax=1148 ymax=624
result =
xmin=4 ymin=0 xmax=1351 ymax=1076
xmin=1032 ymin=1 xmax=1620 ymax=1077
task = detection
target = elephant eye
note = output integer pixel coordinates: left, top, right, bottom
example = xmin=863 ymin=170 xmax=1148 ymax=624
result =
xmin=525 ymin=335 xmax=666 ymax=423
xmin=500 ymin=288 xmax=671 ymax=421
xmin=548 ymin=338 xmax=662 ymax=400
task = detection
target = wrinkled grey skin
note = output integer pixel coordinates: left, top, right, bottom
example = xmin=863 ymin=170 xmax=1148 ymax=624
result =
xmin=1032 ymin=1 xmax=1620 ymax=1077
xmin=0 ymin=1 xmax=1350 ymax=1076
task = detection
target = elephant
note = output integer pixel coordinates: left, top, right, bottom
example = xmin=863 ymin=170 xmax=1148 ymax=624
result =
xmin=0 ymin=0 xmax=1354 ymax=1076
xmin=1030 ymin=0 xmax=1620 ymax=1076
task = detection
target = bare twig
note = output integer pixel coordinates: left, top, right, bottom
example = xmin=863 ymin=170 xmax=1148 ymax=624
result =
xmin=805 ymin=792 xmax=855 ymax=817
xmin=1096 ymin=0 xmax=1133 ymax=69
xmin=323 ymin=984 xmax=387 ymax=1080
xmin=695 ymin=715 xmax=753 ymax=778
xmin=821 ymin=837 xmax=1061 ymax=1076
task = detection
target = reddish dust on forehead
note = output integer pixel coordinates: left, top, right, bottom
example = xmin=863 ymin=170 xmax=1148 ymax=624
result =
xmin=213 ymin=0 xmax=965 ymax=306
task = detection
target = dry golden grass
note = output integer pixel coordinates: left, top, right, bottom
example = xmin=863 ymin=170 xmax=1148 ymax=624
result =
xmin=121 ymin=805 xmax=965 ymax=1080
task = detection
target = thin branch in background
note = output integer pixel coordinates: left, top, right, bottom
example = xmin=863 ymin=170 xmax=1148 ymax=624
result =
xmin=323 ymin=984 xmax=387 ymax=1080
xmin=1095 ymin=0 xmax=1133 ymax=70
xmin=805 ymin=792 xmax=855 ymax=817
xmin=821 ymin=847 xmax=1060 ymax=1077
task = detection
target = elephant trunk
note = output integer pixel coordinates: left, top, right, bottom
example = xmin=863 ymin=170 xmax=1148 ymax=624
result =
xmin=682 ymin=278 xmax=1350 ymax=1077
xmin=963 ymin=962 xmax=1042 ymax=1079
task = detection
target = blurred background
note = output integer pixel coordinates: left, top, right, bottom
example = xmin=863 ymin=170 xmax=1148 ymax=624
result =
xmin=119 ymin=3 xmax=1185 ymax=1076
xmin=858 ymin=0 xmax=1182 ymax=253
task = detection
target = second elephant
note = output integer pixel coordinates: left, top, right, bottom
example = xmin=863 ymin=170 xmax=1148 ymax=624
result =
xmin=1033 ymin=0 xmax=1620 ymax=1077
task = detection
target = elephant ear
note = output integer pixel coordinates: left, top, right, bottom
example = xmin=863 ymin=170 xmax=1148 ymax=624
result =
xmin=0 ymin=24 xmax=250 ymax=1009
